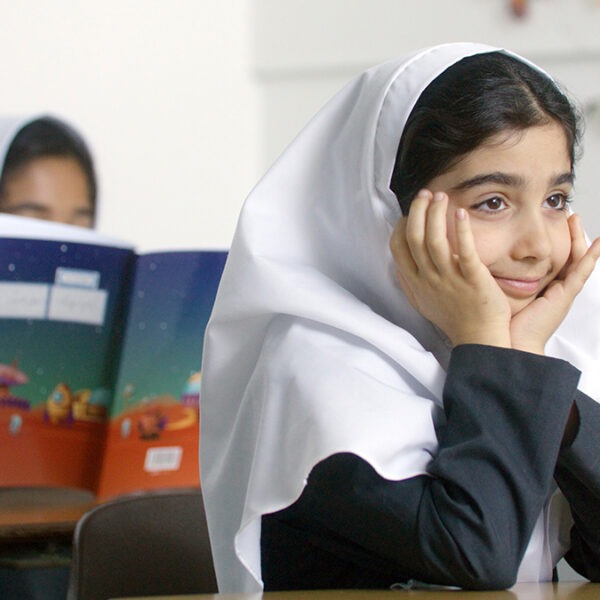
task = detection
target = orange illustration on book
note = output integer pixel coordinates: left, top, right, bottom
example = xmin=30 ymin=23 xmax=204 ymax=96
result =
xmin=45 ymin=383 xmax=107 ymax=425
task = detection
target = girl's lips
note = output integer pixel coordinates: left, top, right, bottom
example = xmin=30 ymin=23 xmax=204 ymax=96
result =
xmin=494 ymin=276 xmax=544 ymax=296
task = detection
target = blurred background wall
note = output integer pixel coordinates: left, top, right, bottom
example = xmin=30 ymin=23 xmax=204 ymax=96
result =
xmin=0 ymin=0 xmax=258 ymax=250
xmin=0 ymin=0 xmax=599 ymax=250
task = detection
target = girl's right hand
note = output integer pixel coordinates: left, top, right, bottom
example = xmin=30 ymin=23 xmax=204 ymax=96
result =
xmin=509 ymin=213 xmax=600 ymax=355
xmin=390 ymin=189 xmax=512 ymax=349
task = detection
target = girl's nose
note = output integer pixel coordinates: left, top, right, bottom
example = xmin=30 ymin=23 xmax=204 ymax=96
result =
xmin=511 ymin=212 xmax=553 ymax=261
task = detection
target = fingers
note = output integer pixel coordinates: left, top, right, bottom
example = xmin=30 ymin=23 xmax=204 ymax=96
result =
xmin=557 ymin=214 xmax=600 ymax=297
xmin=453 ymin=207 xmax=486 ymax=282
xmin=389 ymin=217 xmax=421 ymax=310
xmin=389 ymin=189 xmax=450 ymax=301
xmin=401 ymin=189 xmax=453 ymax=275
xmin=403 ymin=190 xmax=437 ymax=273
xmin=392 ymin=188 xmax=489 ymax=286
xmin=390 ymin=215 xmax=417 ymax=277
xmin=567 ymin=213 xmax=588 ymax=265
xmin=519 ymin=235 xmax=600 ymax=352
xmin=390 ymin=189 xmax=512 ymax=345
xmin=562 ymin=235 xmax=600 ymax=298
xmin=425 ymin=192 xmax=453 ymax=271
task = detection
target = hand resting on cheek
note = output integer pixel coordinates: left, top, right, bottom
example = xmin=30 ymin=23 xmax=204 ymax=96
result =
xmin=390 ymin=190 xmax=600 ymax=355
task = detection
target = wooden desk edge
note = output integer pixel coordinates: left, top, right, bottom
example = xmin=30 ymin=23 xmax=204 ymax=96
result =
xmin=108 ymin=582 xmax=600 ymax=600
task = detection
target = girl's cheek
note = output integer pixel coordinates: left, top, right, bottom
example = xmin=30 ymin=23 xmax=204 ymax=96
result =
xmin=468 ymin=224 xmax=498 ymax=266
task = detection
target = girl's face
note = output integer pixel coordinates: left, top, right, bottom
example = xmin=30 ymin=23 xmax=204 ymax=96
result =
xmin=426 ymin=123 xmax=573 ymax=316
xmin=0 ymin=156 xmax=94 ymax=228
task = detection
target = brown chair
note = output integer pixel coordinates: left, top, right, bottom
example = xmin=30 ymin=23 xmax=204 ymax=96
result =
xmin=67 ymin=488 xmax=217 ymax=600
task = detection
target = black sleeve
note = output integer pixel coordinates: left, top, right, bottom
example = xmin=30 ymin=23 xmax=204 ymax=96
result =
xmin=555 ymin=390 xmax=600 ymax=580
xmin=261 ymin=345 xmax=580 ymax=591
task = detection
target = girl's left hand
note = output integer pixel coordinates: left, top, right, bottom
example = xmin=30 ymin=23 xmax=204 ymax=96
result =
xmin=510 ymin=214 xmax=600 ymax=354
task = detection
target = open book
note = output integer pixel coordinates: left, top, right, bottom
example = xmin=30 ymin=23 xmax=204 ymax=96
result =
xmin=0 ymin=214 xmax=226 ymax=501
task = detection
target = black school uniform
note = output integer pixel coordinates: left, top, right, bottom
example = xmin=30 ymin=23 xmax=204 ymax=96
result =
xmin=261 ymin=345 xmax=600 ymax=590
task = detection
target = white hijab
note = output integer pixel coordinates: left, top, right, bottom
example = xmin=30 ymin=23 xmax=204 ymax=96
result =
xmin=200 ymin=42 xmax=600 ymax=592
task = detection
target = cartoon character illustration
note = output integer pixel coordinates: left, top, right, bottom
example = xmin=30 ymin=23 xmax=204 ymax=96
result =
xmin=45 ymin=383 xmax=74 ymax=425
xmin=137 ymin=406 xmax=167 ymax=440
xmin=72 ymin=388 xmax=107 ymax=422
xmin=45 ymin=383 xmax=108 ymax=425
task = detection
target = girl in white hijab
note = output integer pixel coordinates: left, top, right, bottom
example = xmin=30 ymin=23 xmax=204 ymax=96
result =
xmin=200 ymin=43 xmax=600 ymax=592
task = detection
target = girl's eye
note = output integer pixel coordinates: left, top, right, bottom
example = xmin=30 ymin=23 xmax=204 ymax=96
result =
xmin=473 ymin=197 xmax=507 ymax=212
xmin=545 ymin=193 xmax=571 ymax=211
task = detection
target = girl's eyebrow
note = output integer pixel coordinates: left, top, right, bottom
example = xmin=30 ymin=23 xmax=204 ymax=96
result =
xmin=451 ymin=171 xmax=574 ymax=191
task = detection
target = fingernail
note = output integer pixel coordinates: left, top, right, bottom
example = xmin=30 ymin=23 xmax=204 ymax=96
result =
xmin=456 ymin=208 xmax=466 ymax=220
xmin=433 ymin=192 xmax=445 ymax=202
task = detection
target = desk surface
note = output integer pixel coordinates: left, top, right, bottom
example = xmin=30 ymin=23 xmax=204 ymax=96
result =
xmin=112 ymin=582 xmax=600 ymax=600
xmin=0 ymin=487 xmax=94 ymax=541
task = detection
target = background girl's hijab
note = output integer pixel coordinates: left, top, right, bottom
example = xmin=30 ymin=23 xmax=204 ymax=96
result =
xmin=200 ymin=43 xmax=600 ymax=592
xmin=0 ymin=115 xmax=40 ymax=176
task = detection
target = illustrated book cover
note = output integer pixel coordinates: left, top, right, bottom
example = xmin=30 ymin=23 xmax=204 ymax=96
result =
xmin=0 ymin=214 xmax=226 ymax=500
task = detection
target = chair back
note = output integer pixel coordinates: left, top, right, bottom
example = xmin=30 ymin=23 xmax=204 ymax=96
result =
xmin=67 ymin=487 xmax=217 ymax=600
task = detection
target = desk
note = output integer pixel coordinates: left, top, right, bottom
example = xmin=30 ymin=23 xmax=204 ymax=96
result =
xmin=0 ymin=487 xmax=94 ymax=542
xmin=0 ymin=487 xmax=93 ymax=571
xmin=111 ymin=583 xmax=600 ymax=600
xmin=0 ymin=488 xmax=94 ymax=600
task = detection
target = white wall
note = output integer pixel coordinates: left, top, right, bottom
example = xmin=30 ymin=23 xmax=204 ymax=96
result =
xmin=255 ymin=0 xmax=600 ymax=237
xmin=0 ymin=1 xmax=259 ymax=251
xmin=1 ymin=1 xmax=598 ymax=251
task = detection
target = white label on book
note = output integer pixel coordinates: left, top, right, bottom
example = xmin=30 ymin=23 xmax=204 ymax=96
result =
xmin=144 ymin=446 xmax=183 ymax=473
xmin=0 ymin=282 xmax=49 ymax=319
xmin=47 ymin=286 xmax=108 ymax=325
xmin=55 ymin=267 xmax=101 ymax=289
